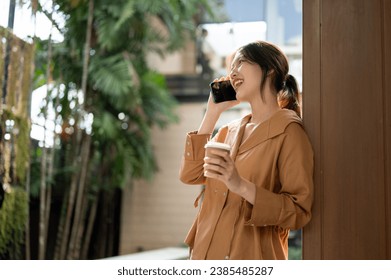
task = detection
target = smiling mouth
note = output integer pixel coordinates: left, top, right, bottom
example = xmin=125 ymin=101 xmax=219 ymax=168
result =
xmin=233 ymin=79 xmax=243 ymax=89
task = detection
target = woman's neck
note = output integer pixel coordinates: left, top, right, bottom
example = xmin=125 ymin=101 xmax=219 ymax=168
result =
xmin=249 ymin=94 xmax=280 ymax=125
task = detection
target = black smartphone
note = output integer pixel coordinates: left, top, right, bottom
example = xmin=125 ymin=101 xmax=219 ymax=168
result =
xmin=209 ymin=80 xmax=237 ymax=103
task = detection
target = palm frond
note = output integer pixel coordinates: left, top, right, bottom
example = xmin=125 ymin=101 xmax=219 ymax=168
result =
xmin=89 ymin=54 xmax=133 ymax=97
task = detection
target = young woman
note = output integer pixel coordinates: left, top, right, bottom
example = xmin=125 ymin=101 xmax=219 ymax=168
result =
xmin=179 ymin=41 xmax=314 ymax=260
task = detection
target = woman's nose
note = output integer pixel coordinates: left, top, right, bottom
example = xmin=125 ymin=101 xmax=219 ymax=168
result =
xmin=229 ymin=69 xmax=237 ymax=79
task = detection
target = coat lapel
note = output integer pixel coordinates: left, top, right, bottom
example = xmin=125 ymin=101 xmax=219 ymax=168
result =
xmin=230 ymin=114 xmax=251 ymax=160
xmin=237 ymin=109 xmax=303 ymax=155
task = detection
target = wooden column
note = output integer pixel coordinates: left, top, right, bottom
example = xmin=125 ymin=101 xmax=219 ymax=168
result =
xmin=302 ymin=0 xmax=391 ymax=259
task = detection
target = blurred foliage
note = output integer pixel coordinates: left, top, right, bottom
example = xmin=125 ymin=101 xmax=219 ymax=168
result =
xmin=288 ymin=229 xmax=302 ymax=260
xmin=0 ymin=188 xmax=28 ymax=259
xmin=0 ymin=26 xmax=34 ymax=186
xmin=30 ymin=0 xmax=214 ymax=194
xmin=0 ymin=25 xmax=34 ymax=259
xmin=288 ymin=246 xmax=302 ymax=260
xmin=26 ymin=0 xmax=215 ymax=259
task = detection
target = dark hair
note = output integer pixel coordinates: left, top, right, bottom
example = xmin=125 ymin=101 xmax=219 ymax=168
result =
xmin=238 ymin=41 xmax=301 ymax=117
xmin=279 ymin=74 xmax=301 ymax=117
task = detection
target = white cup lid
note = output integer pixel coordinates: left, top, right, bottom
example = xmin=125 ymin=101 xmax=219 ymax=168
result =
xmin=204 ymin=142 xmax=231 ymax=151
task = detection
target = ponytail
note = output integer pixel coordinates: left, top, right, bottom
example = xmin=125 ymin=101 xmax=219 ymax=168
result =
xmin=279 ymin=74 xmax=301 ymax=117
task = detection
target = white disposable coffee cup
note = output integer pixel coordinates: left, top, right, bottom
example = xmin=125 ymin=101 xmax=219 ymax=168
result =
xmin=204 ymin=142 xmax=231 ymax=175
xmin=204 ymin=142 xmax=231 ymax=152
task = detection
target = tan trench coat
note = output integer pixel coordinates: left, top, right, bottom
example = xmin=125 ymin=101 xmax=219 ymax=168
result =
xmin=179 ymin=109 xmax=314 ymax=260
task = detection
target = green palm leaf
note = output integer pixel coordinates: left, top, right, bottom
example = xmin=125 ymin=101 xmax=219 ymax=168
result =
xmin=89 ymin=54 xmax=133 ymax=97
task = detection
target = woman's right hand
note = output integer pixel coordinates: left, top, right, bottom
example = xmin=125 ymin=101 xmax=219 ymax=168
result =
xmin=197 ymin=77 xmax=240 ymax=135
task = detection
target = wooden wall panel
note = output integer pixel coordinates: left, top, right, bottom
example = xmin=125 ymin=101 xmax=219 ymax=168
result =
xmin=321 ymin=0 xmax=386 ymax=259
xmin=302 ymin=0 xmax=322 ymax=260
xmin=303 ymin=0 xmax=391 ymax=259
xmin=383 ymin=0 xmax=391 ymax=259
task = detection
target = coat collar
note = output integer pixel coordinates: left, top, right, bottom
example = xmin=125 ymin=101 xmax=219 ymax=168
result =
xmin=229 ymin=109 xmax=302 ymax=156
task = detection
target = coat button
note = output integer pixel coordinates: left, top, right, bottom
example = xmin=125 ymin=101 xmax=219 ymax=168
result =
xmin=186 ymin=152 xmax=190 ymax=156
xmin=224 ymin=255 xmax=229 ymax=260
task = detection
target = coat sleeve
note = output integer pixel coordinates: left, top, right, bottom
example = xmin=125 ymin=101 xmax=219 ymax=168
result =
xmin=179 ymin=131 xmax=211 ymax=185
xmin=243 ymin=123 xmax=314 ymax=230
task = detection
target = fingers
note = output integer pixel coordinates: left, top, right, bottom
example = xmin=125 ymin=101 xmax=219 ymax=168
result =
xmin=203 ymin=152 xmax=243 ymax=195
xmin=213 ymin=76 xmax=230 ymax=83
xmin=203 ymin=156 xmax=226 ymax=171
xmin=204 ymin=164 xmax=224 ymax=176
xmin=203 ymin=152 xmax=233 ymax=179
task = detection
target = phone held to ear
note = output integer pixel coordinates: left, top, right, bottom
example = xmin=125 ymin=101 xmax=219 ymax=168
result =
xmin=210 ymin=80 xmax=237 ymax=103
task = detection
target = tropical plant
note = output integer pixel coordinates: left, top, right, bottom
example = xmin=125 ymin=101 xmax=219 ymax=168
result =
xmin=27 ymin=0 xmax=214 ymax=259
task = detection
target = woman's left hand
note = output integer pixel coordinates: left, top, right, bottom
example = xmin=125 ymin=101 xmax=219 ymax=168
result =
xmin=203 ymin=149 xmax=256 ymax=204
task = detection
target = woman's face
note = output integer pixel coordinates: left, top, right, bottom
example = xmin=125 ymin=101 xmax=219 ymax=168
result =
xmin=229 ymin=52 xmax=264 ymax=102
